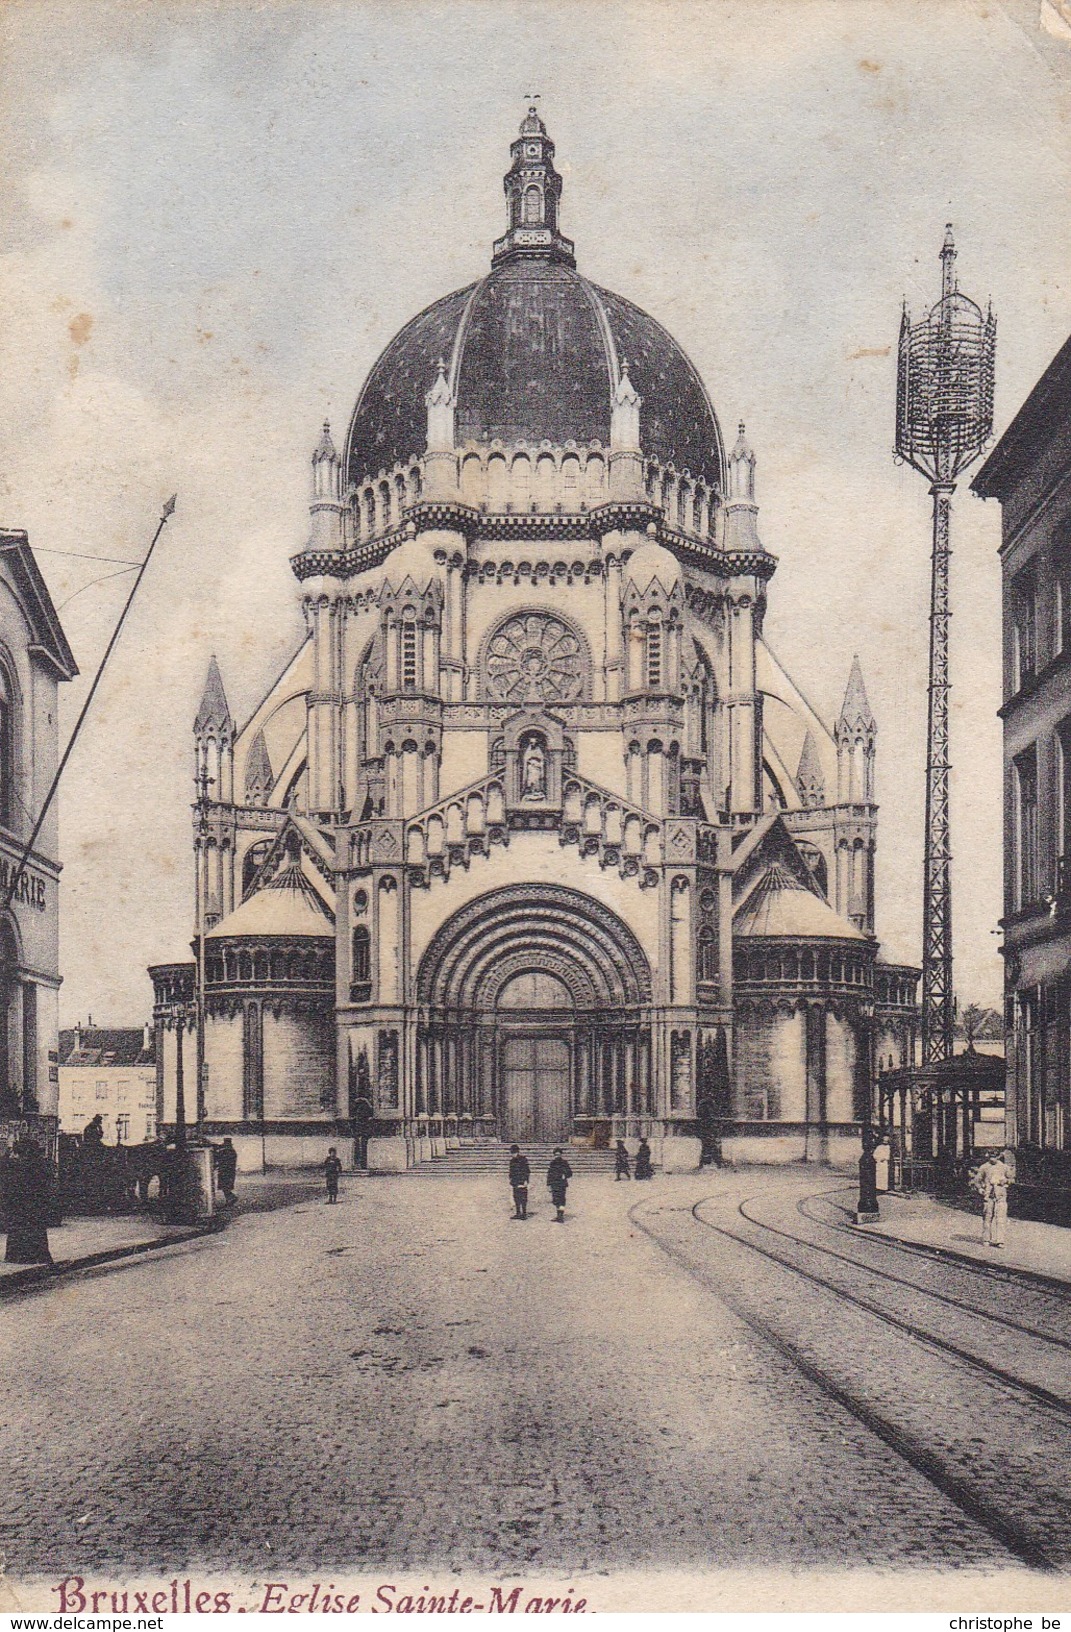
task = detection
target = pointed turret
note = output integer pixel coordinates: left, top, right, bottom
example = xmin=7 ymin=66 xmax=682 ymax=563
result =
xmin=835 ymin=654 xmax=876 ymax=812
xmin=722 ymin=422 xmax=763 ymax=553
xmin=492 ymin=104 xmax=575 ymax=268
xmin=423 ymin=359 xmax=458 ymax=501
xmin=795 ymin=730 xmax=825 ymax=809
xmin=425 ymin=360 xmax=455 ymax=453
xmin=195 ymin=655 xmax=234 ymax=738
xmin=838 ymin=655 xmax=876 ymax=735
xmin=609 ymin=358 xmax=644 ymax=501
xmin=311 ymin=419 xmax=340 ymax=493
xmin=244 ymin=730 xmax=274 ymax=807
xmin=611 ymin=359 xmax=641 ymax=450
xmin=309 ymin=419 xmax=345 ymax=551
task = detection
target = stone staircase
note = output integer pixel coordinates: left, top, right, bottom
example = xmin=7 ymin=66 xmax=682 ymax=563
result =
xmin=410 ymin=1142 xmax=619 ymax=1176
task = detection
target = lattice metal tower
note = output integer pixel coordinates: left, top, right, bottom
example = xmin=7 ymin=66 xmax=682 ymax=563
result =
xmin=895 ymin=227 xmax=995 ymax=1065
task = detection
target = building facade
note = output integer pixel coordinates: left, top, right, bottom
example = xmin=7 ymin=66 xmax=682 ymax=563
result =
xmin=150 ymin=110 xmax=917 ymax=1172
xmin=975 ymin=334 xmax=1071 ymax=1204
xmin=58 ymin=1023 xmax=157 ymax=1145
xmin=0 ymin=529 xmax=77 ymax=1140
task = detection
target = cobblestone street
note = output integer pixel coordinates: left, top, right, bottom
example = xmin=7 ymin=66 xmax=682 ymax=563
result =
xmin=0 ymin=1168 xmax=1048 ymax=1584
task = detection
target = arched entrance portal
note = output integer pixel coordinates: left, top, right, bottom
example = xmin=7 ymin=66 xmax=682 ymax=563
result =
xmin=498 ymin=971 xmax=573 ymax=1142
xmin=416 ymin=886 xmax=653 ymax=1143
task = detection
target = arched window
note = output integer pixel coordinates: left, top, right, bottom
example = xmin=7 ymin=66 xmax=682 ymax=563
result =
xmin=646 ymin=623 xmax=663 ymax=690
xmin=523 ymin=184 xmax=542 ymax=225
xmin=242 ymin=841 xmax=272 ymax=901
xmin=697 ymin=925 xmax=717 ymax=983
xmin=352 ymin=925 xmax=370 ymax=984
xmin=400 ymin=621 xmax=418 ymax=691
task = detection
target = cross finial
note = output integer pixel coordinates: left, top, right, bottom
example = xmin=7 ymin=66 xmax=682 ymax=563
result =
xmin=195 ymin=764 xmax=215 ymax=804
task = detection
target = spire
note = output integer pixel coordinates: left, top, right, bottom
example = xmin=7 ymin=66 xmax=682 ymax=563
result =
xmin=425 ymin=358 xmax=455 ymax=455
xmin=310 ymin=419 xmax=341 ymax=507
xmin=194 ymin=656 xmax=234 ymax=737
xmin=492 ymin=105 xmax=575 ymax=269
xmin=838 ymin=655 xmax=875 ymax=734
xmin=312 ymin=420 xmax=337 ymax=464
xmin=727 ymin=422 xmax=756 ymax=503
xmin=940 ymin=222 xmax=958 ymax=302
xmin=244 ymin=729 xmax=274 ymax=806
xmin=722 ymin=421 xmax=763 ymax=552
xmin=610 ymin=358 xmax=642 ymax=452
xmin=795 ymin=730 xmax=825 ymax=808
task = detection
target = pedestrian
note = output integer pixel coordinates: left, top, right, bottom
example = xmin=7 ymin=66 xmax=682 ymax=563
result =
xmin=634 ymin=1137 xmax=654 ymax=1180
xmin=978 ymin=1148 xmax=1013 ymax=1248
xmin=547 ymin=1147 xmax=572 ymax=1222
xmin=3 ymin=1138 xmax=53 ymax=1265
xmin=614 ymin=1140 xmax=631 ymax=1181
xmin=323 ymin=1146 xmax=343 ymax=1204
xmin=508 ymin=1144 xmax=530 ymax=1219
xmin=215 ymin=1136 xmax=238 ymax=1206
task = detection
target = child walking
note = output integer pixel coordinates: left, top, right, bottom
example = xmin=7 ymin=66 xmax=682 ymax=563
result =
xmin=323 ymin=1146 xmax=343 ymax=1204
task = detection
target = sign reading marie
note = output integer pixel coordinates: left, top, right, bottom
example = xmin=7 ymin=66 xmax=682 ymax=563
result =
xmin=0 ymin=857 xmax=47 ymax=911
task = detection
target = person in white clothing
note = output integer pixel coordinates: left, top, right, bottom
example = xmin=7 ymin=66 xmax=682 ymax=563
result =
xmin=976 ymin=1150 xmax=1013 ymax=1248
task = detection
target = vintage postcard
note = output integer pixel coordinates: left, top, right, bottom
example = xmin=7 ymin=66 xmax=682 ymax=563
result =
xmin=2 ymin=0 xmax=1071 ymax=1615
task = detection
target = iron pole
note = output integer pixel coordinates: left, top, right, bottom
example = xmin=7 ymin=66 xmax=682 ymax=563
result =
xmin=922 ymin=480 xmax=956 ymax=1066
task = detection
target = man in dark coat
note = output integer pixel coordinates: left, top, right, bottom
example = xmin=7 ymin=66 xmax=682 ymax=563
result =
xmin=614 ymin=1140 xmax=631 ymax=1180
xmin=4 ymin=1139 xmax=53 ymax=1264
xmin=634 ymin=1138 xmax=654 ymax=1180
xmin=215 ymin=1137 xmax=238 ymax=1205
xmin=546 ymin=1148 xmax=572 ymax=1222
xmin=508 ymin=1144 xmax=530 ymax=1219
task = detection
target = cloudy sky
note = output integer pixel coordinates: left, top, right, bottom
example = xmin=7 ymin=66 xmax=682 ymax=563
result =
xmin=1 ymin=0 xmax=1069 ymax=1023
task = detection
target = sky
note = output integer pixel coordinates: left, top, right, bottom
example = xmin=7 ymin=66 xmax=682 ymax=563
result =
xmin=1 ymin=0 xmax=1070 ymax=1023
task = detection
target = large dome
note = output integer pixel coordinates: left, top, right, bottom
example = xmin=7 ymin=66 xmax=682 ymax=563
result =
xmin=345 ymin=111 xmax=725 ymax=494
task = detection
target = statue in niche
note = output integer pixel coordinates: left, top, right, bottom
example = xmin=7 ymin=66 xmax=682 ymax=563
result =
xmin=521 ymin=734 xmax=547 ymax=800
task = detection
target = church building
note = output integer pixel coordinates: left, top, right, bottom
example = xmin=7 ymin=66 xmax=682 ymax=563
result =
xmin=150 ymin=109 xmax=918 ymax=1172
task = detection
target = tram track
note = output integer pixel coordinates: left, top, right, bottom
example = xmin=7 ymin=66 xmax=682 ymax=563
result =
xmin=798 ymin=1185 xmax=1071 ymax=1303
xmin=724 ymin=1188 xmax=1071 ymax=1356
xmin=691 ymin=1193 xmax=1071 ymax=1420
xmin=629 ymin=1186 xmax=1071 ymax=1574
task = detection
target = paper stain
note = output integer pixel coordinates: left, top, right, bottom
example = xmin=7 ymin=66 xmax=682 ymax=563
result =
xmin=68 ymin=313 xmax=93 ymax=347
xmin=848 ymin=346 xmax=891 ymax=360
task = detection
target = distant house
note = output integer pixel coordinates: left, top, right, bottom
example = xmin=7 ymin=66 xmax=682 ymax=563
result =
xmin=58 ymin=1022 xmax=157 ymax=1145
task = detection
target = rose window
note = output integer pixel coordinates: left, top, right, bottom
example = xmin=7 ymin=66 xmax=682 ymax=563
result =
xmin=484 ymin=614 xmax=585 ymax=704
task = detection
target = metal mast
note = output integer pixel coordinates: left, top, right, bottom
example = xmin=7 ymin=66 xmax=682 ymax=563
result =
xmin=895 ymin=227 xmax=995 ymax=1064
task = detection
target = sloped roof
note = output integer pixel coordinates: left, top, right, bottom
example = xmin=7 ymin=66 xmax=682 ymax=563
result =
xmin=735 ymin=862 xmax=865 ymax=941
xmin=59 ymin=1027 xmax=154 ymax=1067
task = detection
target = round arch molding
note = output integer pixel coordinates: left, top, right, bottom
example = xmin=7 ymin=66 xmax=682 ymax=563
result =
xmin=417 ymin=884 xmax=652 ymax=1011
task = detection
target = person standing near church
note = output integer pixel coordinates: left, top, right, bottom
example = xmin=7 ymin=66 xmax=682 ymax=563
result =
xmin=323 ymin=1147 xmax=343 ymax=1204
xmin=508 ymin=1144 xmax=530 ymax=1219
xmin=634 ymin=1138 xmax=654 ymax=1180
xmin=978 ymin=1149 xmax=1013 ymax=1248
xmin=614 ymin=1140 xmax=631 ymax=1181
xmin=215 ymin=1136 xmax=238 ymax=1206
xmin=547 ymin=1148 xmax=572 ymax=1222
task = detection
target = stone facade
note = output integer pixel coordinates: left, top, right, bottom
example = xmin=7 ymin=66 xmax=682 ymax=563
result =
xmin=0 ymin=530 xmax=76 ymax=1129
xmin=150 ymin=110 xmax=917 ymax=1172
xmin=975 ymin=332 xmax=1071 ymax=1202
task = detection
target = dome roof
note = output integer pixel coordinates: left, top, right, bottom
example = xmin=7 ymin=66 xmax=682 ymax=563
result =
xmin=345 ymin=113 xmax=725 ymax=493
xmin=625 ymin=539 xmax=682 ymax=592
xmin=207 ymin=861 xmax=333 ymax=941
xmin=736 ymin=863 xmax=865 ymax=942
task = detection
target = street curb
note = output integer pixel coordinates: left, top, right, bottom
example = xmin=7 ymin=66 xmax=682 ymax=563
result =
xmin=0 ymin=1218 xmax=221 ymax=1298
xmin=861 ymin=1222 xmax=1071 ymax=1293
